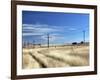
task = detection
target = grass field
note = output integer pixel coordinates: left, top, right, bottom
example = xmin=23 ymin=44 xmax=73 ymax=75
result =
xmin=22 ymin=44 xmax=89 ymax=69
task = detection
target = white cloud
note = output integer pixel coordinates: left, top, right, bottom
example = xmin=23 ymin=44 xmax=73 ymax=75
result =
xmin=41 ymin=33 xmax=64 ymax=42
xmin=68 ymin=28 xmax=77 ymax=31
xmin=23 ymin=24 xmax=34 ymax=27
xmin=23 ymin=24 xmax=49 ymax=28
xmin=22 ymin=24 xmax=78 ymax=36
xmin=22 ymin=24 xmax=61 ymax=36
xmin=22 ymin=33 xmax=44 ymax=36
xmin=23 ymin=27 xmax=59 ymax=35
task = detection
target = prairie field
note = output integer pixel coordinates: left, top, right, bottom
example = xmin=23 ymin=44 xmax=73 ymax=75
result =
xmin=22 ymin=45 xmax=89 ymax=69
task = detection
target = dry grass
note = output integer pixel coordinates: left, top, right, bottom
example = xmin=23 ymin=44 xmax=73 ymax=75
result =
xmin=22 ymin=45 xmax=89 ymax=69
xmin=23 ymin=52 xmax=41 ymax=69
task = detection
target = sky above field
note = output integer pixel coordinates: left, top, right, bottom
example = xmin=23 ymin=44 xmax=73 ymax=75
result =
xmin=22 ymin=11 xmax=89 ymax=45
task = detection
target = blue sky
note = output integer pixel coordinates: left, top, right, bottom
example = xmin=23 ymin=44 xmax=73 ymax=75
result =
xmin=22 ymin=11 xmax=89 ymax=45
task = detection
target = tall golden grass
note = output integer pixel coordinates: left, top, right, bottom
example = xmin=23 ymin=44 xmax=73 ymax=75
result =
xmin=22 ymin=45 xmax=89 ymax=69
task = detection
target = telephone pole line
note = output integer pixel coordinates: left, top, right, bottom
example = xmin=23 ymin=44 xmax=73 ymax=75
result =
xmin=83 ymin=30 xmax=85 ymax=43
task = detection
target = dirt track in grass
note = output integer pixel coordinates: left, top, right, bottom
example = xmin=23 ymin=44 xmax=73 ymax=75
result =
xmin=22 ymin=45 xmax=89 ymax=69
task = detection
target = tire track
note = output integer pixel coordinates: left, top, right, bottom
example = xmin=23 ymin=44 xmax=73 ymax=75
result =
xmin=37 ymin=50 xmax=88 ymax=66
xmin=29 ymin=52 xmax=47 ymax=68
xmin=37 ymin=51 xmax=70 ymax=65
xmin=29 ymin=50 xmax=69 ymax=68
xmin=23 ymin=52 xmax=41 ymax=69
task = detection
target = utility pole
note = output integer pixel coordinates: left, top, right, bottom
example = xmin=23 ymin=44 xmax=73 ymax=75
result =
xmin=46 ymin=33 xmax=53 ymax=48
xmin=27 ymin=41 xmax=30 ymax=48
xmin=33 ymin=40 xmax=35 ymax=45
xmin=83 ymin=30 xmax=85 ymax=43
xmin=47 ymin=33 xmax=50 ymax=48
xmin=33 ymin=40 xmax=35 ymax=48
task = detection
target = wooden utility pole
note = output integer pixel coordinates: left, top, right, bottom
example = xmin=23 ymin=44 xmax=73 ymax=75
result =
xmin=47 ymin=33 xmax=50 ymax=48
xmin=83 ymin=30 xmax=85 ymax=43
